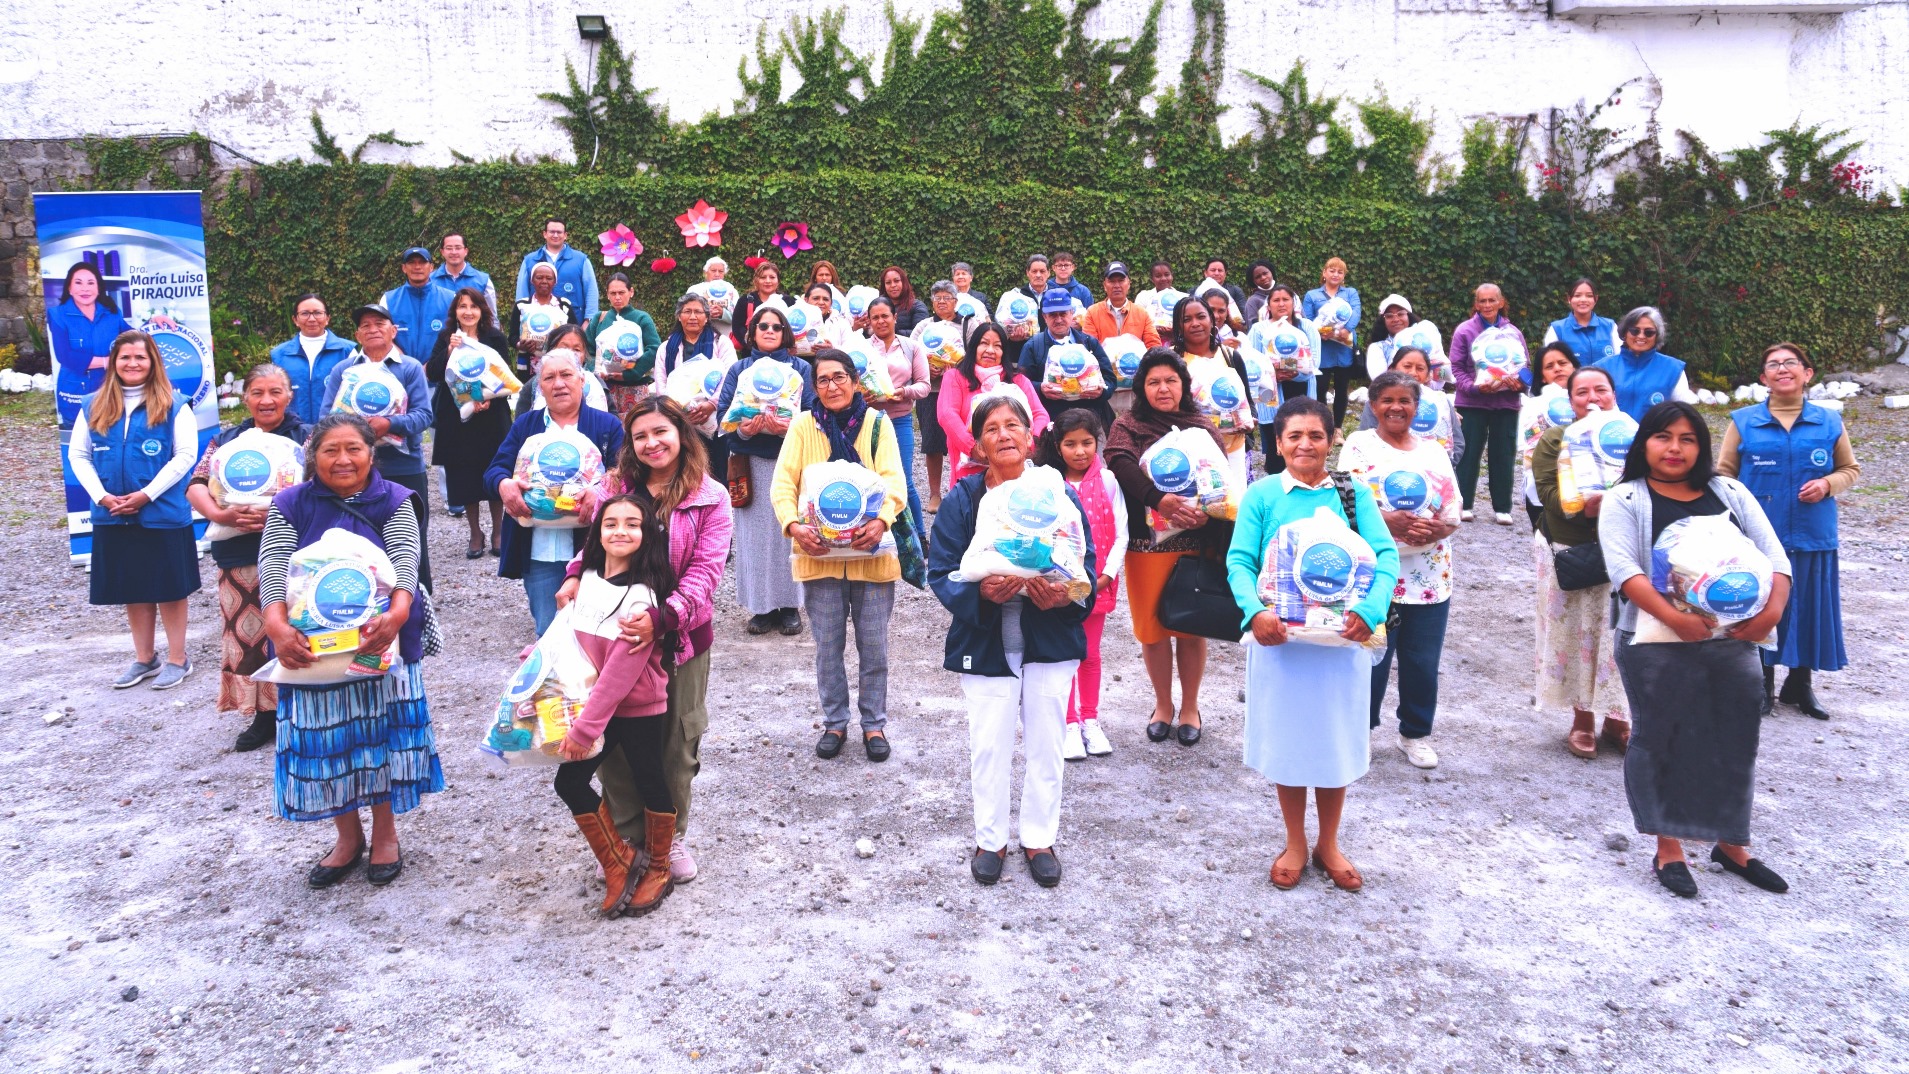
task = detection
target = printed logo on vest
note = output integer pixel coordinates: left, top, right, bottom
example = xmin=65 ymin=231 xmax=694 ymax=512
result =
xmin=1810 ymin=448 xmax=1830 ymax=468
xmin=1649 ymin=391 xmax=1666 ymax=405
xmin=140 ymin=438 xmax=165 ymax=457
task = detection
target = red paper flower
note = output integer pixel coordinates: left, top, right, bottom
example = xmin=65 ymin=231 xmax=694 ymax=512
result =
xmin=675 ymin=199 xmax=727 ymax=248
xmin=771 ymin=221 xmax=813 ymax=259
xmin=743 ymin=254 xmax=768 ymax=270
xmin=649 ymin=257 xmax=678 ymax=274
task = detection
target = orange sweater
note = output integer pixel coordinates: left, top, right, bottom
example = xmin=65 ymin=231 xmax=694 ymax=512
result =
xmin=1081 ymin=301 xmax=1162 ymax=350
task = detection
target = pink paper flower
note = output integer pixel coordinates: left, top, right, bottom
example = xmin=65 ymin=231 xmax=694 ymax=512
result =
xmin=598 ymin=224 xmax=642 ymax=266
xmin=675 ymin=199 xmax=727 ymax=248
xmin=771 ymin=221 xmax=813 ymax=259
xmin=650 ymin=257 xmax=678 ymax=274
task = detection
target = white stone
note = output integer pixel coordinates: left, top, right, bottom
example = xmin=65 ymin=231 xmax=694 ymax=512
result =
xmin=855 ymin=838 xmax=875 ymax=859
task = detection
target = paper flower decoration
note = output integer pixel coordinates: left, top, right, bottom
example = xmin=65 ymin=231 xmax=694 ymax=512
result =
xmin=598 ymin=224 xmax=642 ymax=266
xmin=743 ymin=254 xmax=768 ymax=270
xmin=675 ymin=199 xmax=727 ymax=248
xmin=649 ymin=257 xmax=678 ymax=274
xmin=771 ymin=222 xmax=813 ymax=259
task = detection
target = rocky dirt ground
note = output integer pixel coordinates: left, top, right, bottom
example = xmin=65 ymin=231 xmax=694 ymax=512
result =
xmin=0 ymin=390 xmax=1904 ymax=1074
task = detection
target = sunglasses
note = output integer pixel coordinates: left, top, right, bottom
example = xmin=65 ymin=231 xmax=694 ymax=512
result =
xmin=1626 ymin=327 xmax=1658 ymax=339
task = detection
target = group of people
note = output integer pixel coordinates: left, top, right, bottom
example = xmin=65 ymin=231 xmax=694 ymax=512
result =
xmin=60 ymin=224 xmax=1854 ymax=906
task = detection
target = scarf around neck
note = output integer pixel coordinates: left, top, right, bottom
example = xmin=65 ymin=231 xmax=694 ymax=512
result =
xmin=811 ymin=391 xmax=871 ymax=463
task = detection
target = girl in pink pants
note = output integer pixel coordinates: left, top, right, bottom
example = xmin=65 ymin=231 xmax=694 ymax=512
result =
xmin=1037 ymin=412 xmax=1127 ymax=759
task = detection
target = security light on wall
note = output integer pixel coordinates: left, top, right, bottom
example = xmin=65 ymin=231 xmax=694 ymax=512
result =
xmin=576 ymin=15 xmax=609 ymax=40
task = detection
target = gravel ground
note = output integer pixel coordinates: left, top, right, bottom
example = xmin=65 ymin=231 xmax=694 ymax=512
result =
xmin=0 ymin=392 xmax=1905 ymax=1074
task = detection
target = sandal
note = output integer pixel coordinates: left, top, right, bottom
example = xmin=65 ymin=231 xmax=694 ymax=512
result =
xmin=1311 ymin=848 xmax=1363 ymax=892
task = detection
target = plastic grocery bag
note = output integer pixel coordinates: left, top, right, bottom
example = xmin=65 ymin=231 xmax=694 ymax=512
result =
xmin=797 ymin=460 xmax=896 ymax=559
xmin=253 ymin=527 xmax=400 ymax=685
xmin=918 ymin=322 xmax=966 ymax=374
xmin=1138 ymin=427 xmax=1238 ymax=538
xmin=1635 ymin=515 xmax=1775 ymax=646
xmin=844 ymin=285 xmax=881 ymax=320
xmin=1314 ymin=295 xmax=1356 ymax=337
xmin=512 ymin=425 xmax=606 ymax=528
xmin=1246 ymin=319 xmax=1317 ymax=378
xmin=782 ymin=301 xmax=823 ymax=355
xmin=1518 ymin=384 xmax=1575 ymax=462
xmin=1139 ymin=288 xmax=1187 ymax=330
xmin=1190 ymin=360 xmax=1254 ymax=435
xmin=967 ymin=380 xmax=1026 ymax=426
xmin=719 ymin=358 xmax=805 ymax=435
xmin=1471 ymin=324 xmax=1528 ymax=390
xmin=1041 ymin=342 xmax=1105 ymax=400
xmin=478 ymin=606 xmax=603 ymax=769
xmin=688 ymin=279 xmax=739 ymax=323
xmin=593 ymin=320 xmax=648 ymax=384
xmin=845 ymin=339 xmax=899 ymax=402
xmin=517 ymin=304 xmax=564 ymax=345
xmin=446 ymin=338 xmax=524 ymax=421
xmin=1557 ymin=407 xmax=1637 ymax=516
xmin=1257 ymin=506 xmax=1386 ymax=651
xmin=996 ymin=292 xmax=1039 ymax=332
xmin=663 ymin=354 xmax=736 ymax=436
xmin=1393 ymin=320 xmax=1449 ymax=383
xmin=1103 ymin=334 xmax=1147 ymax=390
xmin=204 ymin=428 xmax=303 ymax=541
xmin=330 ymin=362 xmax=407 ymax=448
xmin=954 ymin=293 xmax=988 ymax=321
xmin=1408 ymin=391 xmax=1458 ymax=454
xmin=1361 ymin=465 xmax=1457 ymax=551
xmin=954 ymin=465 xmax=1094 ymax=602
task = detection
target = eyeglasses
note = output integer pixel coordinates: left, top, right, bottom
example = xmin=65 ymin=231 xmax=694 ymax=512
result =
xmin=297 ymin=309 xmax=327 ymax=317
xmin=1625 ymin=327 xmax=1658 ymax=339
xmin=815 ymin=373 xmax=855 ymax=387
xmin=1764 ymin=359 xmax=1804 ymax=371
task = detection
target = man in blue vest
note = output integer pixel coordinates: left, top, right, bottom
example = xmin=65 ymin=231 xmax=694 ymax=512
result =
xmin=382 ymin=248 xmax=457 ymax=364
xmin=514 ymin=218 xmax=599 ymax=320
xmin=430 ymin=233 xmax=497 ymax=313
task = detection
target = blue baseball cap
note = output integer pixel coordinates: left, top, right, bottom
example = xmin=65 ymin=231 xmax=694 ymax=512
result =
xmin=1104 ymin=261 xmax=1130 ymax=279
xmin=400 ymin=246 xmax=432 ymax=262
xmin=1040 ymin=288 xmax=1074 ymax=314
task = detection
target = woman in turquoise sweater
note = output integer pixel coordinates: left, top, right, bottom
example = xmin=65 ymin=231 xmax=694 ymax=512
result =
xmin=1227 ymin=395 xmax=1398 ymax=893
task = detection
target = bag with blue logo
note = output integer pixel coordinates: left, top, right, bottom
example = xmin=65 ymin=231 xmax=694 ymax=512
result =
xmin=478 ymin=605 xmax=603 ymax=768
xmin=1393 ymin=320 xmax=1449 ymax=384
xmin=1041 ymin=342 xmax=1105 ymax=401
xmin=1189 ymin=358 xmax=1254 ymax=435
xmin=719 ymin=358 xmax=805 ymax=435
xmin=953 ymin=293 xmax=988 ymax=321
xmin=1258 ymin=506 xmax=1386 ymax=651
xmin=954 ymin=464 xmax=1094 ymax=603
xmin=844 ymin=285 xmax=881 ymax=321
xmin=1138 ymin=427 xmax=1238 ymax=538
xmin=797 ymin=460 xmax=897 ymax=559
xmin=1246 ymin=319 xmax=1317 ymax=379
xmin=254 ymin=527 xmax=401 ymax=684
xmin=996 ymin=292 xmax=1040 ymax=333
xmin=780 ymin=300 xmax=823 ymax=356
xmin=446 ymin=338 xmax=524 ymax=421
xmin=688 ymin=279 xmax=739 ymax=324
xmin=204 ymin=428 xmax=304 ymax=541
xmin=844 ymin=338 xmax=899 ymax=403
xmin=1406 ymin=391 xmax=1457 ymax=454
xmin=1138 ymin=288 xmax=1188 ymax=330
xmin=1314 ymin=295 xmax=1356 ymax=336
xmin=1360 ymin=466 xmax=1457 ymax=551
xmin=592 ymin=320 xmax=648 ymax=385
xmin=1103 ymin=334 xmax=1147 ymax=390
xmin=918 ymin=321 xmax=966 ymax=375
xmin=1470 ymin=324 xmax=1528 ymax=391
xmin=511 ymin=425 xmax=606 ymax=528
xmin=1557 ymin=407 xmax=1637 ymax=516
xmin=330 ymin=362 xmax=408 ymax=448
xmin=1635 ymin=515 xmax=1775 ymax=647
xmin=663 ymin=354 xmax=737 ymax=436
xmin=1518 ymin=384 xmax=1575 ymax=462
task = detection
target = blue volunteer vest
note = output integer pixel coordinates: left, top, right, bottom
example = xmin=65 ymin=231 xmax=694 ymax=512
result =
xmin=84 ymin=394 xmax=192 ymax=529
xmin=1729 ymin=401 xmax=1841 ymax=552
xmin=1546 ymin=314 xmax=1617 ymax=365
xmin=1593 ymin=348 xmax=1685 ymax=422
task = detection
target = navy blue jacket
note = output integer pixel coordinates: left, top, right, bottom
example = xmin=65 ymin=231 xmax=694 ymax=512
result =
xmin=1016 ymin=328 xmax=1118 ymax=433
xmin=484 ymin=406 xmax=625 ymax=579
xmin=927 ymin=472 xmax=1094 ymax=677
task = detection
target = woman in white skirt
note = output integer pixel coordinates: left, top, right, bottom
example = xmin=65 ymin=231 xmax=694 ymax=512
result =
xmin=1226 ymin=396 xmax=1398 ymax=892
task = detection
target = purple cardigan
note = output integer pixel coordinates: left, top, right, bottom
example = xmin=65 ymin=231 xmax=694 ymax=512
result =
xmin=568 ymin=472 xmax=733 ymax=665
xmin=1449 ymin=313 xmax=1526 ymax=411
xmin=272 ymin=474 xmax=427 ymax=664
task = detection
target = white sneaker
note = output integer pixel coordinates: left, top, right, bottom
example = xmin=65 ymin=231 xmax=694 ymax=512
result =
xmin=1494 ymin=512 xmax=1514 ymax=526
xmin=1397 ymin=734 xmax=1439 ymax=769
xmin=1062 ymin=722 xmax=1087 ymax=760
xmin=1081 ymin=718 xmax=1113 ymax=756
xmin=1460 ymin=509 xmax=1475 ymax=522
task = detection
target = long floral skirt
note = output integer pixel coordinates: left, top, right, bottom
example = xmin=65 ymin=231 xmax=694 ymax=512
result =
xmin=1533 ymin=533 xmax=1629 ymax=722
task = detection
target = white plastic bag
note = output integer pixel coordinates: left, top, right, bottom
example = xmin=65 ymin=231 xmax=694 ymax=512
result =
xmin=1103 ymin=334 xmax=1147 ymax=390
xmin=1470 ymin=324 xmax=1528 ymax=390
xmin=253 ymin=527 xmax=400 ymax=684
xmin=1557 ymin=407 xmax=1637 ymax=516
xmin=478 ymin=606 xmax=603 ymax=768
xmin=953 ymin=293 xmax=988 ymax=321
xmin=529 ymin=350 xmax=611 ymax=413
xmin=1190 ymin=359 xmax=1254 ymax=436
xmin=954 ymin=465 xmax=1093 ymax=602
xmin=664 ymin=354 xmax=736 ymax=436
xmin=330 ymin=362 xmax=407 ymax=448
xmin=996 ymin=292 xmax=1040 ymax=332
xmin=918 ymin=322 xmax=966 ymax=375
xmin=1393 ymin=320 xmax=1449 ymax=384
xmin=204 ymin=428 xmax=303 ymax=541
xmin=782 ymin=301 xmax=823 ymax=355
xmin=446 ymin=338 xmax=524 ymax=421
xmin=845 ymin=338 xmax=899 ymax=402
xmin=844 ymin=285 xmax=881 ymax=320
xmin=797 ymin=460 xmax=896 ymax=559
xmin=1314 ymin=295 xmax=1356 ymax=336
xmin=1138 ymin=426 xmax=1238 ymax=538
xmin=1139 ymin=288 xmax=1187 ymax=330
xmin=688 ymin=279 xmax=739 ymax=323
xmin=1246 ymin=319 xmax=1317 ymax=378
xmin=1635 ymin=515 xmax=1775 ymax=645
xmin=593 ymin=320 xmax=648 ymax=384
xmin=512 ymin=425 xmax=606 ymax=528
xmin=720 ymin=358 xmax=805 ymax=434
xmin=1408 ymin=391 xmax=1458 ymax=454
xmin=1040 ymin=342 xmax=1105 ymax=400
xmin=1518 ymin=384 xmax=1575 ymax=462
xmin=1257 ymin=506 xmax=1386 ymax=651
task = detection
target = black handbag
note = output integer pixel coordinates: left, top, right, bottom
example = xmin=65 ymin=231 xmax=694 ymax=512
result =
xmin=1537 ymin=512 xmax=1609 ymax=592
xmin=1156 ymin=554 xmax=1244 ymax=641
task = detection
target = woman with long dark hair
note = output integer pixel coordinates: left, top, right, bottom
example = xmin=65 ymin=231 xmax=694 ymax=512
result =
xmin=425 ymin=287 xmax=512 ymax=558
xmin=936 ymin=322 xmax=1050 ymax=483
xmin=877 ymin=265 xmax=931 ymax=337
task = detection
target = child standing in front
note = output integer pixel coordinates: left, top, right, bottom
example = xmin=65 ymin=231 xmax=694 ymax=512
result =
xmin=555 ymin=495 xmax=679 ymax=917
xmin=1036 ymin=411 xmax=1127 ymax=759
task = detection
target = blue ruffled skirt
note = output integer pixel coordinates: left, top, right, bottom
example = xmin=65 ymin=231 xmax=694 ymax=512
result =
xmin=275 ymin=663 xmax=445 ymax=822
xmin=1764 ymin=549 xmax=1846 ymax=672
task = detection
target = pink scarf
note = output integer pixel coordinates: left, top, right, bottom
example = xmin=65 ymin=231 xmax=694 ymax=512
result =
xmin=1069 ymin=458 xmax=1118 ymax=614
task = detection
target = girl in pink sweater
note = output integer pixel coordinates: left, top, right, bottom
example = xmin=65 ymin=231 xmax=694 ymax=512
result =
xmin=555 ymin=495 xmax=678 ymax=917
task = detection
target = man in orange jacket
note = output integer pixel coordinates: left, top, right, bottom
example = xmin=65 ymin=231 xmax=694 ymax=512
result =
xmin=1079 ymin=261 xmax=1162 ymax=349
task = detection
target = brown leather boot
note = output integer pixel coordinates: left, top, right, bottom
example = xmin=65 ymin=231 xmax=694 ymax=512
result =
xmin=573 ymin=804 xmax=640 ymax=916
xmin=627 ymin=809 xmax=677 ymax=915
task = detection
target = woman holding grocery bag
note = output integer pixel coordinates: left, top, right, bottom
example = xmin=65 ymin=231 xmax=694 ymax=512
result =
xmin=928 ymin=391 xmax=1095 ymax=889
xmin=771 ymin=349 xmax=909 ymax=763
xmin=582 ymin=271 xmax=663 ymax=415
xmin=258 ymin=413 xmax=443 ymax=888
xmin=1170 ymin=295 xmax=1257 ymax=486
xmin=1226 ymin=396 xmax=1398 ymax=892
xmin=911 ymin=281 xmax=982 ymax=512
xmin=937 ymin=322 xmax=1050 ymax=484
xmin=1449 ymin=282 xmax=1527 ymax=525
xmin=858 ymin=297 xmax=932 ymax=535
xmin=656 ymin=293 xmax=738 ymax=483
xmin=425 ymin=287 xmax=515 ymax=559
xmin=1301 ymin=258 xmax=1362 ymax=434
xmin=186 ymin=363 xmax=310 ymax=752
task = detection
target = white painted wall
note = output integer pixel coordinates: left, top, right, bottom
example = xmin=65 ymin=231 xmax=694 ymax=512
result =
xmin=1 ymin=0 xmax=1903 ymax=187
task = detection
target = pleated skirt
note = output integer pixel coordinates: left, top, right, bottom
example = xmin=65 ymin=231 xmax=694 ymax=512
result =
xmin=1614 ymin=632 xmax=1761 ymax=845
xmin=1766 ymin=549 xmax=1846 ymax=672
xmin=89 ymin=524 xmax=201 ymax=605
xmin=275 ymin=663 xmax=445 ymax=822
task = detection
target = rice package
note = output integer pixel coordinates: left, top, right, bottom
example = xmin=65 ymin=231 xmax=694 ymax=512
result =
xmin=254 ymin=527 xmax=400 ymax=684
xmin=1518 ymin=384 xmax=1575 ymax=461
xmin=1408 ymin=392 xmax=1457 ymax=453
xmin=1041 ymin=342 xmax=1105 ymax=400
xmin=1470 ymin=325 xmax=1528 ymax=390
xmin=954 ymin=465 xmax=1093 ymax=601
xmin=719 ymin=358 xmax=805 ymax=435
xmin=918 ymin=322 xmax=966 ymax=374
xmin=997 ymin=292 xmax=1040 ymax=332
xmin=1636 ymin=515 xmax=1776 ymax=646
xmin=953 ymin=293 xmax=988 ymax=321
xmin=1248 ymin=319 xmax=1317 ymax=378
xmin=1138 ymin=426 xmax=1238 ymax=537
xmin=1190 ymin=360 xmax=1253 ymax=435
xmin=1557 ymin=407 xmax=1637 ymax=516
xmin=1257 ymin=506 xmax=1386 ymax=651
xmin=844 ymin=285 xmax=881 ymax=320
xmin=1140 ymin=288 xmax=1188 ymax=329
xmin=1314 ymin=296 xmax=1356 ymax=335
xmin=204 ymin=428 xmax=303 ymax=541
xmin=797 ymin=460 xmax=896 ymax=559
xmin=593 ymin=319 xmax=648 ymax=384
xmin=445 ymin=338 xmax=524 ymax=421
xmin=664 ymin=354 xmax=737 ymax=435
xmin=688 ymin=279 xmax=739 ymax=323
xmin=330 ymin=362 xmax=408 ymax=448
xmin=479 ymin=607 xmax=602 ymax=768
xmin=512 ymin=425 xmax=606 ymax=528
xmin=1103 ymin=334 xmax=1147 ymax=390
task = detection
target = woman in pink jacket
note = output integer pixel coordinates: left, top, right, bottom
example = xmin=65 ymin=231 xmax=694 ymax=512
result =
xmin=937 ymin=322 xmax=1050 ymax=484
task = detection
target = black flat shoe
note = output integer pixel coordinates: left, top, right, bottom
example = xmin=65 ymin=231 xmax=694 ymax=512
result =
xmin=466 ymin=546 xmax=485 ymax=560
xmin=308 ymin=843 xmax=365 ymax=889
xmin=1711 ymin=846 xmax=1788 ymax=893
xmin=1025 ymin=847 xmax=1062 ymax=888
xmin=1176 ymin=723 xmax=1202 ymax=747
xmin=1654 ymin=859 xmax=1699 ymax=898
xmin=1146 ymin=721 xmax=1172 ymax=743
xmin=233 ymin=711 xmax=276 ymax=753
xmin=971 ymin=847 xmax=1005 ymax=886
xmin=863 ymin=733 xmax=890 ymax=763
xmin=366 ymin=851 xmax=403 ymax=887
xmin=746 ymin=613 xmax=777 ymax=635
xmin=776 ymin=608 xmax=803 ymax=636
xmin=816 ymin=730 xmax=845 ymax=759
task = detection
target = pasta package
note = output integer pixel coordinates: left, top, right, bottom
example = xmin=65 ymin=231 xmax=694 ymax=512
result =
xmin=330 ymin=362 xmax=408 ymax=448
xmin=954 ymin=465 xmax=1093 ymax=602
xmin=1041 ymin=342 xmax=1105 ymax=400
xmin=1636 ymin=515 xmax=1776 ymax=646
xmin=479 ymin=607 xmax=603 ymax=768
xmin=688 ymin=279 xmax=739 ymax=323
xmin=1103 ymin=334 xmax=1147 ymax=390
xmin=253 ymin=527 xmax=400 ymax=684
xmin=845 ymin=339 xmax=899 ymax=402
xmin=205 ymin=428 xmax=303 ymax=541
xmin=446 ymin=339 xmax=524 ymax=421
xmin=1190 ymin=360 xmax=1254 ymax=435
xmin=1257 ymin=507 xmax=1386 ymax=651
xmin=663 ymin=354 xmax=736 ymax=435
xmin=1471 ymin=325 xmax=1528 ymax=390
xmin=1557 ymin=407 xmax=1637 ymax=516
xmin=1139 ymin=427 xmax=1238 ymax=537
xmin=512 ymin=426 xmax=606 ymax=528
xmin=918 ymin=322 xmax=966 ymax=374
xmin=1247 ymin=319 xmax=1317 ymax=378
xmin=844 ymin=285 xmax=881 ymax=320
xmin=719 ymin=359 xmax=805 ymax=435
xmin=797 ymin=460 xmax=896 ymax=559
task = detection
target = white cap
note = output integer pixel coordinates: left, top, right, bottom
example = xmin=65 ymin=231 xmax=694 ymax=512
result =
xmin=1378 ymin=293 xmax=1413 ymax=315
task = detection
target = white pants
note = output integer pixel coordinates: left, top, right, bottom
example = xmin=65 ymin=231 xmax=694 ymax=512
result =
xmin=962 ymin=656 xmax=1079 ymax=853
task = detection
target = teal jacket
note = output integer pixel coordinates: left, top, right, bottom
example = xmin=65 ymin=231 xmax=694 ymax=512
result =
xmin=1225 ymin=474 xmax=1399 ymax=632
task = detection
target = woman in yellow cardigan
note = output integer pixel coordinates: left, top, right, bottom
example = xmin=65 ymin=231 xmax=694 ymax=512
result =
xmin=772 ymin=348 xmax=908 ymax=762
